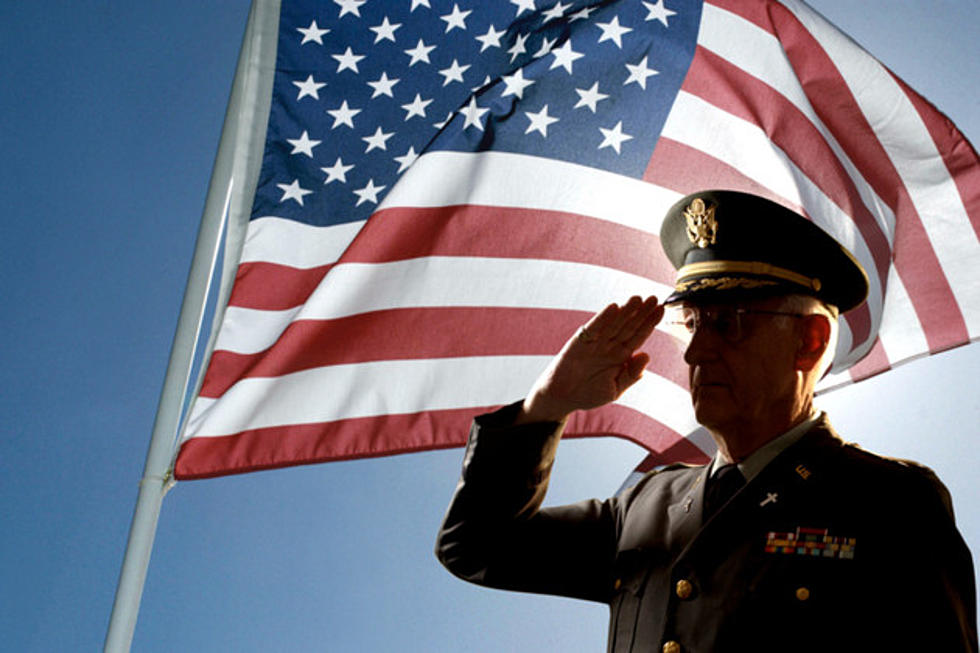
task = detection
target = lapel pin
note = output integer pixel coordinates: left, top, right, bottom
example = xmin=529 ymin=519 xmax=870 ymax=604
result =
xmin=795 ymin=464 xmax=812 ymax=480
xmin=760 ymin=492 xmax=778 ymax=507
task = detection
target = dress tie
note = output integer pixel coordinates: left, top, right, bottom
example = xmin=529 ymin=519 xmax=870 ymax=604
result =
xmin=704 ymin=463 xmax=745 ymax=520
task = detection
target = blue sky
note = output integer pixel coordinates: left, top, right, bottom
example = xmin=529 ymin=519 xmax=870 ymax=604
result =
xmin=1 ymin=1 xmax=978 ymax=651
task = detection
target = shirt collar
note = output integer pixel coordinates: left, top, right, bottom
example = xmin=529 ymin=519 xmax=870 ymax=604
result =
xmin=709 ymin=410 xmax=821 ymax=482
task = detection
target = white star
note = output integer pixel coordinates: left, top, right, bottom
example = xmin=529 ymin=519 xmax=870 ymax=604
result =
xmin=367 ymin=72 xmax=400 ymax=98
xmin=321 ymin=157 xmax=354 ymax=185
xmin=411 ymin=0 xmax=431 ymax=10
xmin=334 ymin=0 xmax=366 ymax=18
xmin=394 ymin=146 xmax=419 ymax=173
xmin=549 ymin=40 xmax=584 ymax=74
xmin=362 ymin=126 xmax=395 ymax=153
xmin=401 ymin=93 xmax=433 ymax=120
xmin=598 ymin=121 xmax=633 ymax=154
xmin=570 ymin=6 xmax=595 ymax=21
xmin=327 ymin=100 xmax=361 ymax=129
xmin=434 ymin=111 xmax=454 ymax=130
xmin=534 ymin=36 xmax=557 ymax=58
xmin=643 ymin=0 xmax=677 ymax=27
xmin=524 ymin=105 xmax=559 ymax=137
xmin=441 ymin=4 xmax=472 ymax=33
xmin=574 ymin=82 xmax=609 ymax=112
xmin=596 ymin=16 xmax=633 ymax=48
xmin=370 ymin=17 xmax=402 ymax=43
xmin=333 ymin=46 xmax=365 ymax=73
xmin=297 ymin=20 xmax=329 ymax=45
xmin=353 ymin=179 xmax=386 ymax=206
xmin=541 ymin=1 xmax=570 ymax=23
xmin=459 ymin=96 xmax=490 ymax=131
xmin=438 ymin=59 xmax=470 ymax=86
xmin=475 ymin=24 xmax=506 ymax=52
xmin=624 ymin=55 xmax=659 ymax=89
xmin=277 ymin=179 xmax=313 ymax=205
xmin=293 ymin=74 xmax=326 ymax=101
xmin=404 ymin=39 xmax=436 ymax=66
xmin=511 ymin=0 xmax=535 ymax=17
xmin=287 ymin=130 xmax=321 ymax=158
xmin=508 ymin=33 xmax=529 ymax=63
xmin=501 ymin=69 xmax=535 ymax=99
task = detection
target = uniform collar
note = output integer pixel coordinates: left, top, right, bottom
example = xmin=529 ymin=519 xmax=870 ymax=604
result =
xmin=709 ymin=410 xmax=822 ymax=483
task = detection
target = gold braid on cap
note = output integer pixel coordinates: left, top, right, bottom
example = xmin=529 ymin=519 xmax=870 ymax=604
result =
xmin=677 ymin=260 xmax=822 ymax=292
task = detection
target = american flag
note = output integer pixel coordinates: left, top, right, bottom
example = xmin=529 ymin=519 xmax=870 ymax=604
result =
xmin=173 ymin=0 xmax=980 ymax=479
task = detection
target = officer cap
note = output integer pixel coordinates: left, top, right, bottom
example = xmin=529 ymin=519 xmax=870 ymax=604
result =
xmin=660 ymin=190 xmax=868 ymax=312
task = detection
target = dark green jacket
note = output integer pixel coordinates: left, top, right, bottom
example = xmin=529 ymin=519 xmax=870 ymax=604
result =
xmin=436 ymin=403 xmax=977 ymax=652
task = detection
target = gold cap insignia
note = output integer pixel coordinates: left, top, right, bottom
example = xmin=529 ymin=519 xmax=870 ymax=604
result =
xmin=684 ymin=198 xmax=718 ymax=248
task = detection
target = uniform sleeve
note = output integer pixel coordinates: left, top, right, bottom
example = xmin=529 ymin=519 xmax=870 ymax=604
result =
xmin=435 ymin=402 xmax=621 ymax=604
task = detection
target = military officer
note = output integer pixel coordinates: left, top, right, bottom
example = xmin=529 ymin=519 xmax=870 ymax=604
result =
xmin=436 ymin=190 xmax=977 ymax=652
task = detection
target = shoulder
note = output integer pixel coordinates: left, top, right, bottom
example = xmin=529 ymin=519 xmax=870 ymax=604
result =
xmin=808 ymin=420 xmax=955 ymax=518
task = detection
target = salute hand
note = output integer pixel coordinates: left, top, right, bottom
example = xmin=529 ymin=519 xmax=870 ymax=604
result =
xmin=517 ymin=295 xmax=664 ymax=424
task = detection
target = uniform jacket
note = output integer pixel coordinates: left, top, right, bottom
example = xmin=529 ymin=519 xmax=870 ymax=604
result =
xmin=436 ymin=403 xmax=977 ymax=652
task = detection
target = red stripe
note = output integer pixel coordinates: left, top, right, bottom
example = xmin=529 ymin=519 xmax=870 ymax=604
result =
xmin=846 ymin=336 xmax=891 ymax=383
xmin=230 ymin=205 xmax=673 ymax=310
xmin=890 ymin=72 xmax=980 ymax=241
xmin=174 ymin=403 xmax=699 ymax=480
xmin=200 ymin=306 xmax=691 ymax=398
xmin=644 ymin=136 xmax=784 ymax=202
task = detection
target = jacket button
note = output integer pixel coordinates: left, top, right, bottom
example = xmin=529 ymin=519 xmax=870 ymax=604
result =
xmin=796 ymin=586 xmax=810 ymax=601
xmin=662 ymin=641 xmax=682 ymax=653
xmin=613 ymin=578 xmax=622 ymax=590
xmin=675 ymin=579 xmax=693 ymax=599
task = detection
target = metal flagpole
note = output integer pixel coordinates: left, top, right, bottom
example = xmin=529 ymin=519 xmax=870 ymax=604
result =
xmin=103 ymin=2 xmax=280 ymax=650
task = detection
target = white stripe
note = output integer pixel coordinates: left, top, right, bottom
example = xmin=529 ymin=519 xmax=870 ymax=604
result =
xmin=240 ymin=217 xmax=365 ymax=269
xmin=183 ymin=355 xmax=694 ymax=439
xmin=214 ymin=257 xmax=673 ymax=355
xmin=381 ymin=150 xmax=681 ymax=235
xmin=782 ymin=0 xmax=980 ymax=338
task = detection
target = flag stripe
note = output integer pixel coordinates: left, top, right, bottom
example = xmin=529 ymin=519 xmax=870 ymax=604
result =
xmin=229 ymin=203 xmax=672 ymax=311
xmin=213 ymin=255 xmax=671 ymax=356
xmin=176 ymin=402 xmax=709 ymax=481
xmin=186 ymin=355 xmax=696 ymax=440
xmin=200 ymin=308 xmax=690 ymax=398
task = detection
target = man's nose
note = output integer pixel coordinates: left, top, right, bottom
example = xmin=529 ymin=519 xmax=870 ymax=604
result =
xmin=683 ymin=322 xmax=719 ymax=366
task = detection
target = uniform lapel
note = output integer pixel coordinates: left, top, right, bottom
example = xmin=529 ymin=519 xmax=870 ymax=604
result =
xmin=664 ymin=465 xmax=710 ymax=554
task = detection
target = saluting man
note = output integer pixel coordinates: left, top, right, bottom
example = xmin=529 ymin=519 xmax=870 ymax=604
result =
xmin=436 ymin=190 xmax=977 ymax=652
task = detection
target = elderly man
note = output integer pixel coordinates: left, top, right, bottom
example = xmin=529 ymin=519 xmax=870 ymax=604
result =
xmin=436 ymin=191 xmax=977 ymax=652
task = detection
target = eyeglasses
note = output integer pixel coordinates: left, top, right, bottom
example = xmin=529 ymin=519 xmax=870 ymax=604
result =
xmin=664 ymin=304 xmax=808 ymax=344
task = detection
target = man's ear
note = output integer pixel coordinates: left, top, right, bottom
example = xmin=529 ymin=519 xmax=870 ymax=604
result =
xmin=796 ymin=314 xmax=831 ymax=372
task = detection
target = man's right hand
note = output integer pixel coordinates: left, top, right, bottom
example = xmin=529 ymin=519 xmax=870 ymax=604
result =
xmin=515 ymin=295 xmax=665 ymax=425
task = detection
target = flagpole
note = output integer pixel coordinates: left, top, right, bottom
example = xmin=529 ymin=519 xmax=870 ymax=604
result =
xmin=103 ymin=2 xmax=281 ymax=651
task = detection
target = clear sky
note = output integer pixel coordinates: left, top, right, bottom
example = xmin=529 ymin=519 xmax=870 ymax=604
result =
xmin=1 ymin=1 xmax=977 ymax=651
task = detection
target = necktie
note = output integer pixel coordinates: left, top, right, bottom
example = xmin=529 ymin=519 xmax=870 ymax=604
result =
xmin=704 ymin=463 xmax=745 ymax=520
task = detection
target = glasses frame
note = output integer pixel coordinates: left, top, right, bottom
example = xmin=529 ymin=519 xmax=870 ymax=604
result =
xmin=665 ymin=305 xmax=810 ymax=345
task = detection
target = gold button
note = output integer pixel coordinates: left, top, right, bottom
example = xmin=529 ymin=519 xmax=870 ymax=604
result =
xmin=675 ymin=579 xmax=693 ymax=599
xmin=796 ymin=586 xmax=810 ymax=601
xmin=663 ymin=641 xmax=682 ymax=653
xmin=613 ymin=578 xmax=622 ymax=590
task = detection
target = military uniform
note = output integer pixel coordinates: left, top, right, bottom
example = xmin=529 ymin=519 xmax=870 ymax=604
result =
xmin=436 ymin=402 xmax=977 ymax=652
